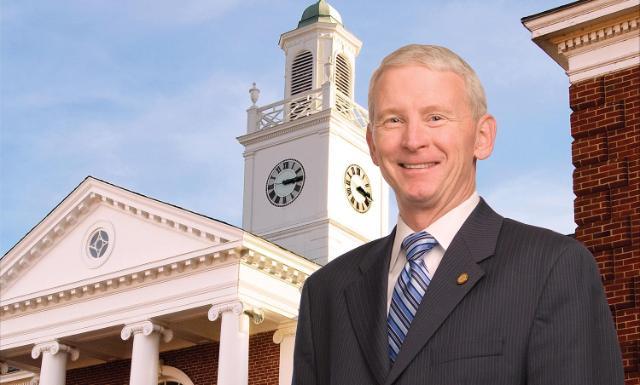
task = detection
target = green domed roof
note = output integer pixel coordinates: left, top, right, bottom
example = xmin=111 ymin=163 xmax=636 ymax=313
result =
xmin=298 ymin=0 xmax=343 ymax=28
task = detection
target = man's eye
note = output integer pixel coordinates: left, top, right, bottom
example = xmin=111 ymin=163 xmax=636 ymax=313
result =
xmin=429 ymin=115 xmax=443 ymax=121
xmin=386 ymin=117 xmax=402 ymax=124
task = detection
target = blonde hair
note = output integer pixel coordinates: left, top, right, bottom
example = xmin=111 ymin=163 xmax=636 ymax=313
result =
xmin=368 ymin=44 xmax=487 ymax=122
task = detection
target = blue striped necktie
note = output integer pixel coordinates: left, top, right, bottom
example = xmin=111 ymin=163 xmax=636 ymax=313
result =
xmin=388 ymin=231 xmax=438 ymax=363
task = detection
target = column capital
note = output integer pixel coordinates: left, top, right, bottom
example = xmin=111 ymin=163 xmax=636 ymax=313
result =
xmin=208 ymin=301 xmax=264 ymax=324
xmin=121 ymin=320 xmax=173 ymax=343
xmin=273 ymin=322 xmax=297 ymax=344
xmin=31 ymin=341 xmax=79 ymax=361
xmin=208 ymin=301 xmax=244 ymax=321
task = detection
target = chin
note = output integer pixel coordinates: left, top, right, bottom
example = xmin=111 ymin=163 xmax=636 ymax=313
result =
xmin=400 ymin=191 xmax=438 ymax=208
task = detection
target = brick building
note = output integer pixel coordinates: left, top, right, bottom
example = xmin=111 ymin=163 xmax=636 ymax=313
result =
xmin=523 ymin=0 xmax=640 ymax=383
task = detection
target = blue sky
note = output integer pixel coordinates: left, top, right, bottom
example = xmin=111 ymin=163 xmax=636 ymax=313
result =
xmin=1 ymin=0 xmax=574 ymax=255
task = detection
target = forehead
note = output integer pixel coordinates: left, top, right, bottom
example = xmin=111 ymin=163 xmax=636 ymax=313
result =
xmin=372 ymin=65 xmax=468 ymax=111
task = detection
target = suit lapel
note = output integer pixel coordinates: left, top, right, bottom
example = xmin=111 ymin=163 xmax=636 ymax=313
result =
xmin=385 ymin=199 xmax=503 ymax=385
xmin=344 ymin=229 xmax=395 ymax=385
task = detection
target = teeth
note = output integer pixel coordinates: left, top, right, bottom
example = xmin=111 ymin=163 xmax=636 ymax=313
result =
xmin=402 ymin=163 xmax=436 ymax=169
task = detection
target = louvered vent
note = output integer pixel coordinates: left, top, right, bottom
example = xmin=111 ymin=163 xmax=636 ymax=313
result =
xmin=291 ymin=51 xmax=313 ymax=96
xmin=336 ymin=54 xmax=351 ymax=97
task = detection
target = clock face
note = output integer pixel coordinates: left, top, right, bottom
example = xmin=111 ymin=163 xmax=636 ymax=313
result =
xmin=266 ymin=159 xmax=305 ymax=207
xmin=344 ymin=164 xmax=373 ymax=213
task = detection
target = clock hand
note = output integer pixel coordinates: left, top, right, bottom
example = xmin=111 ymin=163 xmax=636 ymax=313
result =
xmin=356 ymin=186 xmax=373 ymax=201
xmin=279 ymin=175 xmax=304 ymax=185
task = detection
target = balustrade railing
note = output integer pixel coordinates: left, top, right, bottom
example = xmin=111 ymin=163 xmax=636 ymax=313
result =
xmin=251 ymin=85 xmax=369 ymax=132
xmin=256 ymin=88 xmax=324 ymax=130
xmin=336 ymin=90 xmax=369 ymax=129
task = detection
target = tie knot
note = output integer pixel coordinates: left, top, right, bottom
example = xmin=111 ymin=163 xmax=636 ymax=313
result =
xmin=401 ymin=231 xmax=437 ymax=262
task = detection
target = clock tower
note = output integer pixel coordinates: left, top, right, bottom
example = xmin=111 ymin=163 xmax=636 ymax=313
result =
xmin=237 ymin=0 xmax=389 ymax=265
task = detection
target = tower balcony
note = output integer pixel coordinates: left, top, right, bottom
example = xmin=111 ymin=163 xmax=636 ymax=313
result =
xmin=246 ymin=82 xmax=369 ymax=134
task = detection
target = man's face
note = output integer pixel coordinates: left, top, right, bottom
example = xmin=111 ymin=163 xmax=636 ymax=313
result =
xmin=367 ymin=65 xmax=495 ymax=219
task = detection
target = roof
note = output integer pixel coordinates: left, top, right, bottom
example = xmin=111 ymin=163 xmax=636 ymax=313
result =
xmin=521 ymin=0 xmax=588 ymax=23
xmin=298 ymin=0 xmax=343 ymax=28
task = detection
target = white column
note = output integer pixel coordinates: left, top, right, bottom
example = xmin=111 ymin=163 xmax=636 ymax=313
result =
xmin=31 ymin=341 xmax=79 ymax=385
xmin=121 ymin=321 xmax=173 ymax=385
xmin=208 ymin=301 xmax=265 ymax=385
xmin=0 ymin=361 xmax=8 ymax=375
xmin=273 ymin=322 xmax=297 ymax=385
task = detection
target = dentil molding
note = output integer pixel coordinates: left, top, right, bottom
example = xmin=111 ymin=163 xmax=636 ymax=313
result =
xmin=31 ymin=340 xmax=79 ymax=361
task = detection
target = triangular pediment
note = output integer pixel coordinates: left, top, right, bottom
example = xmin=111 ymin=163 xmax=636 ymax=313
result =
xmin=0 ymin=177 xmax=244 ymax=302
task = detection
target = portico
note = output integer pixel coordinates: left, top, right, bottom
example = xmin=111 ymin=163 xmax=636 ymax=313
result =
xmin=0 ymin=177 xmax=318 ymax=385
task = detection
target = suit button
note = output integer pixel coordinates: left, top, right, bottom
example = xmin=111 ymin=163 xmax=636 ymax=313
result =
xmin=457 ymin=273 xmax=469 ymax=285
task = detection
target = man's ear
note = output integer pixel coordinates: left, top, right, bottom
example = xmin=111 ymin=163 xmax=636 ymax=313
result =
xmin=366 ymin=125 xmax=380 ymax=166
xmin=474 ymin=114 xmax=497 ymax=160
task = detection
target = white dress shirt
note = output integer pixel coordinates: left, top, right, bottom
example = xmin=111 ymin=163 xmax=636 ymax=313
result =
xmin=386 ymin=192 xmax=481 ymax=313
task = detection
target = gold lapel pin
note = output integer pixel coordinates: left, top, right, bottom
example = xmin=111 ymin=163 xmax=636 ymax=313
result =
xmin=457 ymin=273 xmax=469 ymax=285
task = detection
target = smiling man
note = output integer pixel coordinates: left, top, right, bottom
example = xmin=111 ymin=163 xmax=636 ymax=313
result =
xmin=292 ymin=44 xmax=623 ymax=385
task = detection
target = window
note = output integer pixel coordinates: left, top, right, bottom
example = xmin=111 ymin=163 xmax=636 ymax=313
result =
xmin=335 ymin=54 xmax=351 ymax=97
xmin=88 ymin=229 xmax=109 ymax=258
xmin=291 ymin=50 xmax=313 ymax=96
xmin=82 ymin=221 xmax=115 ymax=268
xmin=158 ymin=366 xmax=194 ymax=385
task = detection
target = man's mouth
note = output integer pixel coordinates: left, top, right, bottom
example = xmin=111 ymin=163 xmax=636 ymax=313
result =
xmin=400 ymin=162 xmax=438 ymax=169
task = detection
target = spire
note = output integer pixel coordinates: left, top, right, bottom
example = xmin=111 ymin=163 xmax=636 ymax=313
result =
xmin=298 ymin=0 xmax=343 ymax=28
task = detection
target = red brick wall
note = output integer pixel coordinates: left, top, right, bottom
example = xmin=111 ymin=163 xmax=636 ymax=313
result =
xmin=66 ymin=331 xmax=279 ymax=385
xmin=570 ymin=65 xmax=640 ymax=384
xmin=248 ymin=331 xmax=280 ymax=385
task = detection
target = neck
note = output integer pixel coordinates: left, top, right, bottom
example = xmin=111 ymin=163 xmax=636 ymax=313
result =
xmin=399 ymin=190 xmax=475 ymax=231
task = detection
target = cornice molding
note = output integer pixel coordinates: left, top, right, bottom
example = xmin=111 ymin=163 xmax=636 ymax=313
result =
xmin=237 ymin=112 xmax=332 ymax=147
xmin=556 ymin=14 xmax=639 ymax=54
xmin=121 ymin=320 xmax=173 ymax=343
xmin=523 ymin=0 xmax=638 ymax=36
xmin=279 ymin=22 xmax=362 ymax=54
xmin=1 ymin=178 xmax=239 ymax=292
xmin=0 ymin=245 xmax=241 ymax=318
xmin=31 ymin=340 xmax=79 ymax=361
xmin=237 ymin=105 xmax=368 ymax=149
xmin=1 ymin=241 xmax=315 ymax=319
xmin=523 ymin=0 xmax=639 ymax=82
xmin=241 ymin=249 xmax=311 ymax=287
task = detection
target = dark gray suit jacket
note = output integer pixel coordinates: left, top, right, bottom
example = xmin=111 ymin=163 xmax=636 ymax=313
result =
xmin=292 ymin=200 xmax=624 ymax=384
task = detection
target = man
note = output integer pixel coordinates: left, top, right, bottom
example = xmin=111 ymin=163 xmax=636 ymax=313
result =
xmin=292 ymin=44 xmax=624 ymax=384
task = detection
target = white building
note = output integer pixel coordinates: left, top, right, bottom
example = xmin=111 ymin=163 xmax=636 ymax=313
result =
xmin=0 ymin=1 xmax=389 ymax=384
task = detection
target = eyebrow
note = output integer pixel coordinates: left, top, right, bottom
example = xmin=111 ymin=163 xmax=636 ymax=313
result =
xmin=375 ymin=105 xmax=456 ymax=120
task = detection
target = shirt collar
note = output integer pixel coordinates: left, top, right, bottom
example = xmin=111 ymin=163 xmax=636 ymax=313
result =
xmin=392 ymin=192 xmax=480 ymax=259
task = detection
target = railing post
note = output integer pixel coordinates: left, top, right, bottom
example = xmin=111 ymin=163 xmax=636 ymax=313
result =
xmin=246 ymin=106 xmax=259 ymax=133
xmin=322 ymin=81 xmax=335 ymax=111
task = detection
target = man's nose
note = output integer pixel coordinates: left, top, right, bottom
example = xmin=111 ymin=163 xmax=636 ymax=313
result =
xmin=401 ymin=118 xmax=429 ymax=151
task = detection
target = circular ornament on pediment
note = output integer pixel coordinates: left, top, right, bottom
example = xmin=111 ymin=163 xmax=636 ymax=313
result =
xmin=81 ymin=221 xmax=115 ymax=268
